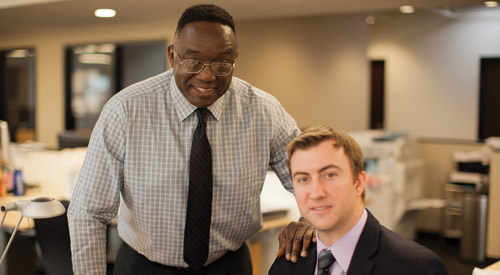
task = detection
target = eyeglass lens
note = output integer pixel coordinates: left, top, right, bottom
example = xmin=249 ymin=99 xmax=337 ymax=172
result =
xmin=182 ymin=60 xmax=233 ymax=76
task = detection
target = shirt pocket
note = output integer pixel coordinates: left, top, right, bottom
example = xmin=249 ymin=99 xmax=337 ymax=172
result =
xmin=214 ymin=165 xmax=262 ymax=222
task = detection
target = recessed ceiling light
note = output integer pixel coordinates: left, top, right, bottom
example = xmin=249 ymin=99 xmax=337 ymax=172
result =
xmin=95 ymin=9 xmax=116 ymax=18
xmin=365 ymin=16 xmax=376 ymax=25
xmin=400 ymin=5 xmax=415 ymax=13
xmin=484 ymin=1 xmax=498 ymax=7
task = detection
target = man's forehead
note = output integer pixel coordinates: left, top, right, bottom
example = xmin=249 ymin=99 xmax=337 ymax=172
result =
xmin=176 ymin=21 xmax=235 ymax=40
xmin=292 ymin=143 xmax=346 ymax=165
xmin=174 ymin=23 xmax=236 ymax=52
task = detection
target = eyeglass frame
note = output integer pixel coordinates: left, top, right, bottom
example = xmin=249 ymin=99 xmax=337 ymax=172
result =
xmin=170 ymin=45 xmax=236 ymax=77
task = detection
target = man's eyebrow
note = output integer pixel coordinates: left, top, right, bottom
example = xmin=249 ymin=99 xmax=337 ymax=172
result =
xmin=183 ymin=49 xmax=234 ymax=56
xmin=220 ymin=49 xmax=234 ymax=55
xmin=292 ymin=171 xmax=309 ymax=178
xmin=292 ymin=164 xmax=342 ymax=178
xmin=318 ymin=164 xmax=341 ymax=173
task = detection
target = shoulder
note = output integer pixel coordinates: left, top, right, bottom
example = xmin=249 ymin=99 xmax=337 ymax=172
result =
xmin=268 ymin=243 xmax=317 ymax=275
xmin=354 ymin=211 xmax=448 ymax=274
xmin=98 ymin=71 xmax=172 ymax=121
xmin=268 ymin=256 xmax=293 ymax=274
xmin=227 ymin=77 xmax=298 ymax=133
xmin=105 ymin=70 xmax=172 ymax=108
xmin=228 ymin=76 xmax=284 ymax=110
xmin=374 ymin=225 xmax=448 ymax=274
xmin=362 ymin=211 xmax=439 ymax=257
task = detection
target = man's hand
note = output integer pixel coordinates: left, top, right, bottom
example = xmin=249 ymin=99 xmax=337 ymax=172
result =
xmin=276 ymin=217 xmax=316 ymax=262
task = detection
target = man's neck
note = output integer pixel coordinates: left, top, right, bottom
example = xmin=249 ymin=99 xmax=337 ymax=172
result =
xmin=317 ymin=205 xmax=365 ymax=246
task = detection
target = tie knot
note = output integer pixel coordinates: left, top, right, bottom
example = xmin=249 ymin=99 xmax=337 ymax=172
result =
xmin=196 ymin=108 xmax=210 ymax=125
xmin=318 ymin=249 xmax=335 ymax=274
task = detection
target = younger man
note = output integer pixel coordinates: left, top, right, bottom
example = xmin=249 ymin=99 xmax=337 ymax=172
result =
xmin=269 ymin=126 xmax=448 ymax=275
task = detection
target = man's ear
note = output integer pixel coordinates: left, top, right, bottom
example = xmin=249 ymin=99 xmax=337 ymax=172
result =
xmin=354 ymin=171 xmax=366 ymax=196
xmin=167 ymin=45 xmax=175 ymax=68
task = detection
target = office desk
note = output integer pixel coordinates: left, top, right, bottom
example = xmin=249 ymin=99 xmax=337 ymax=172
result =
xmin=487 ymin=150 xmax=500 ymax=258
xmin=248 ymin=216 xmax=293 ymax=275
xmin=1 ymin=148 xmax=81 ymax=229
xmin=0 ymin=148 xmax=84 ymax=274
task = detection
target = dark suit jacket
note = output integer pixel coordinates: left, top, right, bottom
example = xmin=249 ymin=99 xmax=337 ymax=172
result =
xmin=268 ymin=210 xmax=449 ymax=275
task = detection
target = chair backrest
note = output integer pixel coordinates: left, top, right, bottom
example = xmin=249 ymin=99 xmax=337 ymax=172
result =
xmin=57 ymin=131 xmax=90 ymax=150
xmin=34 ymin=200 xmax=73 ymax=275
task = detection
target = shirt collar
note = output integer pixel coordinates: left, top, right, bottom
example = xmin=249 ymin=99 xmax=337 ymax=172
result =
xmin=316 ymin=209 xmax=368 ymax=273
xmin=169 ymin=73 xmax=227 ymax=122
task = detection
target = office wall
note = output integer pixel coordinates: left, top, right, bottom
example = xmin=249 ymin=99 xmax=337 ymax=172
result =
xmin=236 ymin=14 xmax=370 ymax=131
xmin=368 ymin=10 xmax=500 ymax=140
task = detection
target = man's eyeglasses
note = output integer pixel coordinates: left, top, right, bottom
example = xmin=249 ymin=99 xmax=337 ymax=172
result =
xmin=171 ymin=45 xmax=235 ymax=77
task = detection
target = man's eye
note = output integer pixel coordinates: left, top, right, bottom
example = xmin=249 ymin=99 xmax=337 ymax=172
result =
xmin=325 ymin=173 xmax=335 ymax=178
xmin=185 ymin=59 xmax=200 ymax=65
xmin=296 ymin=177 xmax=308 ymax=183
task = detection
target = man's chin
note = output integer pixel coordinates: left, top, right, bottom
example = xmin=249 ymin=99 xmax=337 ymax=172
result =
xmin=188 ymin=96 xmax=216 ymax=108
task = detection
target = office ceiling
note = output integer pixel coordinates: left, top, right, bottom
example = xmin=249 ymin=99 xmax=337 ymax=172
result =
xmin=0 ymin=0 xmax=488 ymax=34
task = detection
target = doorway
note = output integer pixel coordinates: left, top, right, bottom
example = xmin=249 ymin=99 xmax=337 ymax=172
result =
xmin=0 ymin=49 xmax=36 ymax=142
xmin=370 ymin=60 xmax=385 ymax=130
xmin=478 ymin=57 xmax=500 ymax=140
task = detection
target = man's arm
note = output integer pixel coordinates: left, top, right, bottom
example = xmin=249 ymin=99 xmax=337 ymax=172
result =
xmin=67 ymin=101 xmax=125 ymax=274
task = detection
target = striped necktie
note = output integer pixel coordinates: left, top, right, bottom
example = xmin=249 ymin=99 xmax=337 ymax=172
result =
xmin=318 ymin=249 xmax=335 ymax=275
xmin=183 ymin=108 xmax=212 ymax=270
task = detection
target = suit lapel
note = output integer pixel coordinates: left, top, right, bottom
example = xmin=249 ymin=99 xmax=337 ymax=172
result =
xmin=346 ymin=210 xmax=379 ymax=275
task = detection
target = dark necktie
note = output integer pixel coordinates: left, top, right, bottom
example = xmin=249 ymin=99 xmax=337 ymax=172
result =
xmin=318 ymin=249 xmax=336 ymax=275
xmin=184 ymin=108 xmax=212 ymax=270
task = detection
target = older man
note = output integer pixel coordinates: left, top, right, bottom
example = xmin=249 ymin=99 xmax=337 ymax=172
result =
xmin=68 ymin=4 xmax=314 ymax=275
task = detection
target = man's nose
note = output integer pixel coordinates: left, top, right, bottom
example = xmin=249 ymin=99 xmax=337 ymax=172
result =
xmin=197 ymin=64 xmax=216 ymax=81
xmin=309 ymin=178 xmax=326 ymax=199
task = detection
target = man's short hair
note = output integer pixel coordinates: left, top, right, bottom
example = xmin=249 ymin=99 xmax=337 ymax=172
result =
xmin=176 ymin=4 xmax=236 ymax=36
xmin=288 ymin=126 xmax=365 ymax=198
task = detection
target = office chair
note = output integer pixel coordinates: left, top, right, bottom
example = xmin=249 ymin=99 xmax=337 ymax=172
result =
xmin=57 ymin=131 xmax=90 ymax=150
xmin=34 ymin=200 xmax=73 ymax=275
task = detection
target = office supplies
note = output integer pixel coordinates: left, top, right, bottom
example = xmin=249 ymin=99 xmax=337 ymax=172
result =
xmin=0 ymin=196 xmax=65 ymax=265
xmin=12 ymin=169 xmax=25 ymax=196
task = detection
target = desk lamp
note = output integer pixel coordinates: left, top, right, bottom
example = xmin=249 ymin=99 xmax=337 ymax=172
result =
xmin=0 ymin=196 xmax=66 ymax=265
